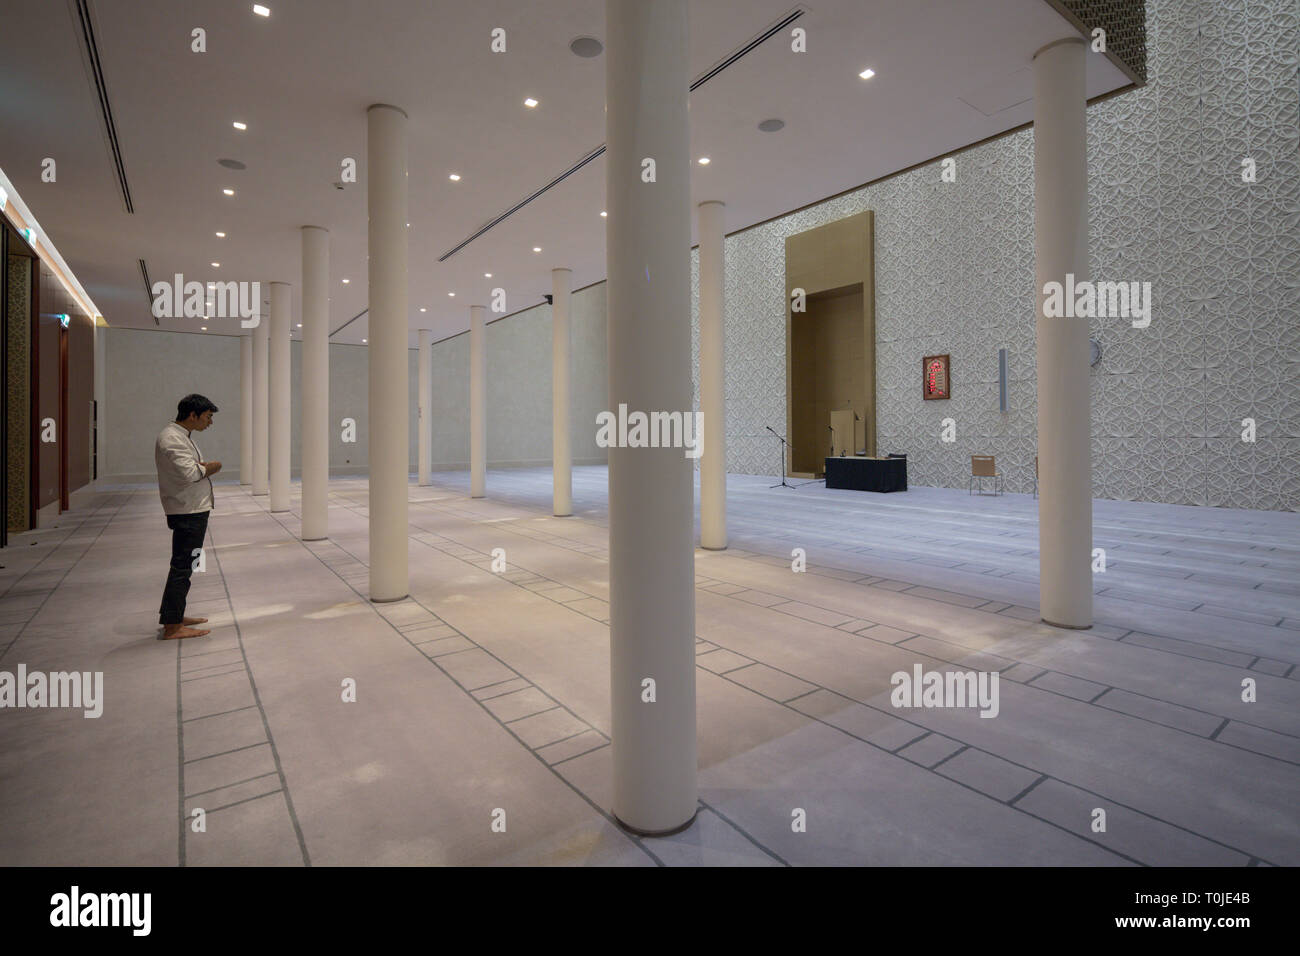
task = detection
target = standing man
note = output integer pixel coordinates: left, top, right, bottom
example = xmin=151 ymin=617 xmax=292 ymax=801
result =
xmin=156 ymin=394 xmax=221 ymax=640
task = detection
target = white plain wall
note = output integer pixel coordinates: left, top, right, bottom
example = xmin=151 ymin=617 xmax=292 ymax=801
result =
xmin=103 ymin=281 xmax=610 ymax=482
xmin=103 ymin=328 xmax=402 ymax=481
xmin=428 ymin=282 xmax=609 ymax=469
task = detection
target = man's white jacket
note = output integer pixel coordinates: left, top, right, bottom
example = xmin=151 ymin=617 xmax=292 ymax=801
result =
xmin=155 ymin=421 xmax=214 ymax=515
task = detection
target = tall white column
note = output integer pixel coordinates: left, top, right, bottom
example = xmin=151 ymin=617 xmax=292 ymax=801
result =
xmin=269 ymin=281 xmax=291 ymax=513
xmin=367 ymin=103 xmax=409 ymax=602
xmin=1034 ymin=37 xmax=1092 ymax=629
xmin=301 ymin=226 xmax=329 ymax=540
xmin=606 ymin=0 xmax=697 ymax=835
xmin=469 ymin=304 xmax=486 ymax=498
xmin=251 ymin=309 xmax=269 ymax=496
xmin=418 ymin=329 xmax=433 ymax=486
xmin=552 ymin=268 xmax=572 ymax=516
xmin=698 ymin=200 xmax=727 ymax=550
xmin=240 ymin=334 xmax=253 ymax=485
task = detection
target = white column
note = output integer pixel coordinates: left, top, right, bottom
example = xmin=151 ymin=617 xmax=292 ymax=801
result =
xmin=1034 ymin=37 xmax=1092 ymax=629
xmin=469 ymin=304 xmax=486 ymax=498
xmin=605 ymin=0 xmax=697 ymax=834
xmin=552 ymin=268 xmax=572 ymax=516
xmin=367 ymin=103 xmax=409 ymax=602
xmin=418 ymin=329 xmax=433 ymax=486
xmin=251 ymin=308 xmax=269 ymax=496
xmin=698 ymin=200 xmax=727 ymax=550
xmin=301 ymin=226 xmax=329 ymax=540
xmin=269 ymin=280 xmax=291 ymax=513
xmin=240 ymin=334 xmax=253 ymax=485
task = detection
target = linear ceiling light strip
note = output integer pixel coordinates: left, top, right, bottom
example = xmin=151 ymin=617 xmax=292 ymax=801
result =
xmin=329 ymin=308 xmax=368 ymax=338
xmin=73 ymin=0 xmax=134 ymax=213
xmin=437 ymin=146 xmax=605 ymax=262
xmin=0 ymin=166 xmax=103 ymax=320
xmin=139 ymin=259 xmax=156 ymax=325
xmin=689 ymin=9 xmax=804 ymax=92
xmin=437 ymin=7 xmax=805 ymax=262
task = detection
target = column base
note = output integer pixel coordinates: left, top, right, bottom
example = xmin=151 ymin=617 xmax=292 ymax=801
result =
xmin=302 ymin=536 xmax=327 ymax=542
xmin=370 ymin=593 xmax=410 ymax=604
xmin=700 ymin=544 xmax=727 ymax=551
xmin=613 ymin=807 xmax=699 ymax=837
xmin=1041 ymin=617 xmax=1092 ymax=630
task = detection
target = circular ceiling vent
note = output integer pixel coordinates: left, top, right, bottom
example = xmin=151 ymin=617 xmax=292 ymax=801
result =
xmin=757 ymin=118 xmax=785 ymax=132
xmin=570 ymin=36 xmax=603 ymax=57
xmin=217 ymin=158 xmax=246 ymax=170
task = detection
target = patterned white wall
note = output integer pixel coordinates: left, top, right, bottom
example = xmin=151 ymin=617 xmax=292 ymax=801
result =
xmin=420 ymin=0 xmax=1294 ymax=508
xmin=701 ymin=0 xmax=1298 ymax=510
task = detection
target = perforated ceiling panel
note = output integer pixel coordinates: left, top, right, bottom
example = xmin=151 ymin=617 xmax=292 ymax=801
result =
xmin=1048 ymin=0 xmax=1149 ymax=85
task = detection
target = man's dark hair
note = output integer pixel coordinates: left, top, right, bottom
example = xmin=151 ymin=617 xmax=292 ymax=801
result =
xmin=176 ymin=394 xmax=219 ymax=422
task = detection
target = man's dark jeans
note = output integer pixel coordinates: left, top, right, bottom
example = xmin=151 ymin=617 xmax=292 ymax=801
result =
xmin=159 ymin=511 xmax=210 ymax=626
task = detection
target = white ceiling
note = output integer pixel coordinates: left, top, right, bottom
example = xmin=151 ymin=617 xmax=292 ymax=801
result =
xmin=0 ymin=0 xmax=1129 ymax=345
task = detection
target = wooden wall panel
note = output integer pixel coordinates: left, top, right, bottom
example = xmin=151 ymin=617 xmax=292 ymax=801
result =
xmin=33 ymin=260 xmax=93 ymax=510
xmin=66 ymin=314 xmax=94 ymax=491
xmin=784 ymin=211 xmax=876 ymax=473
xmin=35 ymin=306 xmax=59 ymax=510
xmin=5 ymin=252 xmax=32 ymax=533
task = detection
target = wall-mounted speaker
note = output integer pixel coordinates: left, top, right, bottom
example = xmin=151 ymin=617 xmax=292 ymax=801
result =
xmin=998 ymin=348 xmax=1008 ymax=412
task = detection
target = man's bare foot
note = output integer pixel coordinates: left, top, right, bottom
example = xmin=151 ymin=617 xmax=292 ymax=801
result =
xmin=182 ymin=617 xmax=208 ymax=625
xmin=161 ymin=624 xmax=210 ymax=640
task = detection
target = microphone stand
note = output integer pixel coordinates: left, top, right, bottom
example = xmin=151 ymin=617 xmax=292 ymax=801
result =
xmin=767 ymin=426 xmax=822 ymax=488
xmin=766 ymin=426 xmax=796 ymax=489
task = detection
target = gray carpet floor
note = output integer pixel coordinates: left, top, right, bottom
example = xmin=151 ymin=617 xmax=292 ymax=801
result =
xmin=1 ymin=466 xmax=1295 ymax=865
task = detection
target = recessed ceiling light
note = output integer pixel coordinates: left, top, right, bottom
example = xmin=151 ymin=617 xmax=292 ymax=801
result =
xmin=698 ymin=157 xmax=710 ymax=165
xmin=217 ymin=158 xmax=246 ymax=170
xmin=253 ymin=4 xmax=270 ymax=16
xmin=406 ymin=222 xmax=410 ymax=227
xmin=758 ymin=118 xmax=785 ymax=132
xmin=211 ymin=262 xmax=220 ymax=267
xmin=524 ymin=97 xmax=538 ymax=108
xmin=858 ymin=68 xmax=875 ymax=80
xmin=341 ymin=278 xmax=350 ymax=284
xmin=570 ymin=36 xmax=603 ymax=58
xmin=419 ymin=307 xmax=427 ymax=312
xmin=448 ymin=292 xmax=455 ymax=297
xmin=600 ymin=210 xmax=607 ymax=217
xmin=222 ymin=188 xmax=235 ymax=195
xmin=532 ymin=246 xmax=541 ymax=253
xmin=215 ymin=231 xmax=226 ymax=237
xmin=448 ymin=173 xmax=461 ymax=181
xmin=296 ymin=323 xmax=302 ymax=328
xmin=201 ymin=326 xmax=208 ymax=331
xmin=232 ymin=121 xmax=247 ymax=131
xmin=362 ymin=338 xmax=367 ymax=343
xmin=484 ymin=272 xmax=492 ymax=278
